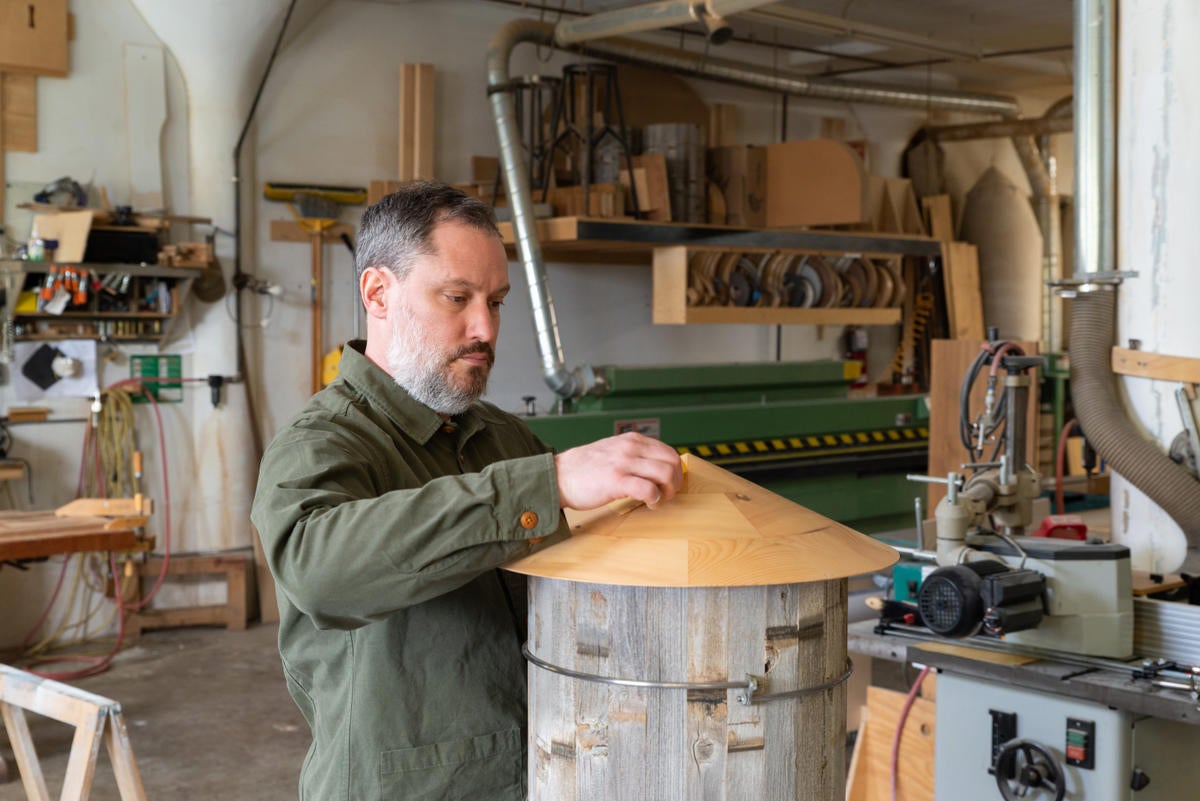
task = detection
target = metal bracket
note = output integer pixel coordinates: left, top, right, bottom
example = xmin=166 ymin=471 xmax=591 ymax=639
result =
xmin=524 ymin=644 xmax=853 ymax=706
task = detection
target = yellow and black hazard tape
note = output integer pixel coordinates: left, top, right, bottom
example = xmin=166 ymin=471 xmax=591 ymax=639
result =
xmin=676 ymin=426 xmax=929 ymax=465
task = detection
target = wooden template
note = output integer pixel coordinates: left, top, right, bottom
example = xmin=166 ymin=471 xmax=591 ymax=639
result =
xmin=504 ymin=454 xmax=897 ymax=587
xmin=398 ymin=63 xmax=435 ymax=181
xmin=122 ymin=44 xmax=166 ymax=211
xmin=0 ymin=664 xmax=148 ymax=801
xmin=921 ymin=195 xmax=954 ymax=242
xmin=764 ymin=139 xmax=867 ymax=228
xmin=2 ymin=72 xmax=37 ymax=152
xmin=941 ymin=241 xmax=985 ymax=340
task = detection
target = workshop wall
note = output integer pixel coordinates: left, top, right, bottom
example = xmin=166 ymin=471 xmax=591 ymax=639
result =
xmin=0 ymin=0 xmax=196 ymax=648
xmin=244 ymin=0 xmax=1052 ymax=432
xmin=1113 ymin=0 xmax=1200 ymax=573
xmin=1 ymin=0 xmax=1055 ymax=647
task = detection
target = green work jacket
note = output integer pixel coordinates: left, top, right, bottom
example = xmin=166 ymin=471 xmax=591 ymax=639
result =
xmin=251 ymin=341 xmax=567 ymax=801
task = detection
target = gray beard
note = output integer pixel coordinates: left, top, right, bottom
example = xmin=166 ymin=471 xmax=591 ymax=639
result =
xmin=386 ymin=308 xmax=487 ymax=415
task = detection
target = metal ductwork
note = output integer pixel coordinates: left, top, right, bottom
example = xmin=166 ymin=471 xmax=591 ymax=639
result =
xmin=570 ymin=33 xmax=1021 ymax=116
xmin=1065 ymin=0 xmax=1200 ymax=544
xmin=554 ymin=0 xmax=774 ymax=46
xmin=488 ymin=17 xmax=1023 ymax=400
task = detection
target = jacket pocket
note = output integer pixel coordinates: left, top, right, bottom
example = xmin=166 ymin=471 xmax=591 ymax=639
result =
xmin=379 ymin=727 xmax=524 ymax=801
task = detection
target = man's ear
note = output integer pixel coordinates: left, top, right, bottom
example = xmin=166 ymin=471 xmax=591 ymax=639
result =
xmin=360 ymin=267 xmax=394 ymax=320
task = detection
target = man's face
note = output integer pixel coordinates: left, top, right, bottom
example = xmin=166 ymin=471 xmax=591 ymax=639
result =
xmin=385 ymin=221 xmax=510 ymax=415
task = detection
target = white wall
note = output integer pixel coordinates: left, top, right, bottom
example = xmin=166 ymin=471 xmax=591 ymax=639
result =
xmin=0 ymin=0 xmax=194 ymax=648
xmin=1112 ymin=0 xmax=1200 ymax=573
xmin=1 ymin=0 xmax=1044 ymax=647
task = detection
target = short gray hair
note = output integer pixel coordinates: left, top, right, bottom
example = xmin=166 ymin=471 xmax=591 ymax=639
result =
xmin=355 ymin=181 xmax=501 ymax=281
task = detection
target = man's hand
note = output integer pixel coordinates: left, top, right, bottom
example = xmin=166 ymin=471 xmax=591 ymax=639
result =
xmin=554 ymin=432 xmax=684 ymax=511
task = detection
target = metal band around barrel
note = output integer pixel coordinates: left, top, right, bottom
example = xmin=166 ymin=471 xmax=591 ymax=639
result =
xmin=523 ymin=643 xmax=853 ymax=706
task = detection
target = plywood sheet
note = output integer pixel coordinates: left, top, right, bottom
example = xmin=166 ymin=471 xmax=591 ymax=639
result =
xmin=921 ymin=195 xmax=953 ymax=242
xmin=927 ymin=338 xmax=1040 ymax=508
xmin=0 ymin=0 xmax=69 ymax=77
xmin=398 ymin=63 xmax=435 ymax=181
xmin=942 ymin=241 xmax=985 ymax=340
xmin=2 ymin=72 xmax=37 ymax=152
xmin=31 ymin=209 xmax=93 ymax=262
xmin=851 ymin=685 xmax=935 ymax=801
xmin=631 ymin=153 xmax=670 ymax=221
xmin=764 ymin=139 xmax=867 ymax=228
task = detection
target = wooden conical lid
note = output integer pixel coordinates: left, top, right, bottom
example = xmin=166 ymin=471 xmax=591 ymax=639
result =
xmin=505 ymin=454 xmax=898 ymax=587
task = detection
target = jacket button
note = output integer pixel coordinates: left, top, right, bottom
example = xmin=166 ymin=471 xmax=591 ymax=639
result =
xmin=520 ymin=511 xmax=539 ymax=530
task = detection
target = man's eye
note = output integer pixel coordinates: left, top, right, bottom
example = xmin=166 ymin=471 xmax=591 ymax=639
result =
xmin=490 ymin=299 xmax=505 ymax=309
xmin=446 ymin=295 xmax=466 ymax=303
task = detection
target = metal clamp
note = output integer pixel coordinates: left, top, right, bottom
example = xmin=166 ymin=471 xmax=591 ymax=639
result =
xmin=523 ymin=644 xmax=853 ymax=706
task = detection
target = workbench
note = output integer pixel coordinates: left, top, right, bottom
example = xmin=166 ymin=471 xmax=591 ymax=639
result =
xmin=0 ymin=510 xmax=145 ymax=563
xmin=848 ymin=619 xmax=1200 ymax=725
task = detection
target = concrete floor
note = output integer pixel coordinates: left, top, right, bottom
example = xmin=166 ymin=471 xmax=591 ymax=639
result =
xmin=0 ymin=624 xmax=308 ymax=801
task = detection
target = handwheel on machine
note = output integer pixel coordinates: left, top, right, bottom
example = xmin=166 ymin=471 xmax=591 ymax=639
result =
xmin=994 ymin=739 xmax=1067 ymax=801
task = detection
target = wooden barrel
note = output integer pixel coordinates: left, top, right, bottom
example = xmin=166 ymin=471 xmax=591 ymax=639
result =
xmin=506 ymin=455 xmax=895 ymax=801
xmin=526 ymin=577 xmax=849 ymax=801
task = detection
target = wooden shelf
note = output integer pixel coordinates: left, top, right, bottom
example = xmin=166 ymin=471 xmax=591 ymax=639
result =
xmin=0 ymin=260 xmax=202 ymax=280
xmin=16 ymin=311 xmax=172 ymax=319
xmin=16 ymin=334 xmax=165 ymax=343
xmin=1 ymin=260 xmax=192 ymax=349
xmin=499 ymin=216 xmax=942 ymax=263
xmin=663 ymin=306 xmax=902 ymax=325
xmin=653 ymin=244 xmax=904 ymax=327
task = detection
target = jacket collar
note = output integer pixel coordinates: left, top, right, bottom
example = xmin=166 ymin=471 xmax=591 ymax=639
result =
xmin=337 ymin=340 xmax=484 ymax=446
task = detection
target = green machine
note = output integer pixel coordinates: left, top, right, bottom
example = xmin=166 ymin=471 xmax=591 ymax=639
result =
xmin=522 ymin=360 xmax=929 ymax=533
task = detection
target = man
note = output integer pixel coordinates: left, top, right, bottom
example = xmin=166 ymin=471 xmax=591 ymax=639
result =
xmin=252 ymin=181 xmax=682 ymax=800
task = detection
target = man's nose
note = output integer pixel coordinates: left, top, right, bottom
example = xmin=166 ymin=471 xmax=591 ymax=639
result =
xmin=466 ymin=299 xmax=498 ymax=343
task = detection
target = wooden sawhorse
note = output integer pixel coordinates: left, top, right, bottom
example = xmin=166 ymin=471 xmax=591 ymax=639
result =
xmin=0 ymin=664 xmax=147 ymax=800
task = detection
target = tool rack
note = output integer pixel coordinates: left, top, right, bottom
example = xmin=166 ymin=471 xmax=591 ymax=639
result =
xmin=498 ymin=216 xmax=941 ymax=326
xmin=0 ymin=260 xmax=198 ymax=348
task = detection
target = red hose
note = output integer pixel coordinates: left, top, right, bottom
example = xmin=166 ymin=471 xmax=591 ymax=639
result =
xmin=26 ymin=553 xmax=126 ymax=681
xmin=1056 ymin=419 xmax=1080 ymax=514
xmin=22 ymin=376 xmax=204 ymax=678
xmin=891 ymin=665 xmax=933 ymax=801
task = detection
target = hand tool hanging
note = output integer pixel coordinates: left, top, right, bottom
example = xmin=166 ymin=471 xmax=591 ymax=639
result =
xmin=263 ymin=183 xmax=366 ymax=394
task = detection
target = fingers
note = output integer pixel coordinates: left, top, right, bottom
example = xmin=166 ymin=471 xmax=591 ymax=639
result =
xmin=553 ymin=432 xmax=684 ymax=512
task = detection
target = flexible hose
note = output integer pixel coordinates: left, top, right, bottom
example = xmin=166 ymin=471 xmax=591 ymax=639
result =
xmin=1069 ymin=290 xmax=1200 ymax=539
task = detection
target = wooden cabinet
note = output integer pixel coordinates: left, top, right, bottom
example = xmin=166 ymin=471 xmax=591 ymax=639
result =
xmin=0 ymin=260 xmax=197 ymax=347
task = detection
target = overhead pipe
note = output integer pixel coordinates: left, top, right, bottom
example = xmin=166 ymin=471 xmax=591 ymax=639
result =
xmin=1064 ymin=0 xmax=1200 ymax=542
xmin=571 ymin=33 xmax=1021 ymax=116
xmin=488 ymin=21 xmax=584 ymax=398
xmin=487 ymin=19 xmax=1022 ymax=399
xmin=743 ymin=3 xmax=981 ymax=62
xmin=924 ymin=112 xmax=1072 ymax=142
xmin=554 ymin=0 xmax=774 ymax=46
